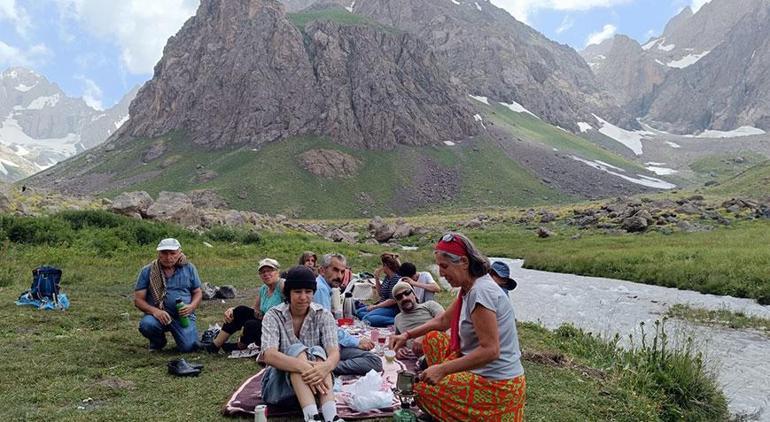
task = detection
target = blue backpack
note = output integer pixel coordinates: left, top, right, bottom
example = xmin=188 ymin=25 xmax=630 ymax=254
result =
xmin=30 ymin=266 xmax=62 ymax=302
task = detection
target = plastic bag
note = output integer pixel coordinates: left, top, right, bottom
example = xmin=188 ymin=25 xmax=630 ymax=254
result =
xmin=344 ymin=370 xmax=394 ymax=412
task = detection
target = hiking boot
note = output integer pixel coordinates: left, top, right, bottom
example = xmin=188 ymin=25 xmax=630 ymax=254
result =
xmin=168 ymin=358 xmax=203 ymax=371
xmin=148 ymin=338 xmax=168 ymax=352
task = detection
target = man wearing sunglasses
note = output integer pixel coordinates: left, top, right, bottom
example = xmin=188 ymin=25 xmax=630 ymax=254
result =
xmin=391 ymin=280 xmax=444 ymax=359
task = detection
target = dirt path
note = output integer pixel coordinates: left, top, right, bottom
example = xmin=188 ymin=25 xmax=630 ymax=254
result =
xmin=498 ymin=259 xmax=770 ymax=421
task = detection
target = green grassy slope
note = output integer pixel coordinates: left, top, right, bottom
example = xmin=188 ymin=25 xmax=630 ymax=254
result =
xmin=477 ymin=100 xmax=647 ymax=172
xmin=85 ymin=133 xmax=569 ymax=218
xmin=702 ymin=159 xmax=770 ymax=198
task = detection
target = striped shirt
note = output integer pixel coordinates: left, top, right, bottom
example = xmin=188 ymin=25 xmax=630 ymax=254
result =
xmin=261 ymin=302 xmax=338 ymax=354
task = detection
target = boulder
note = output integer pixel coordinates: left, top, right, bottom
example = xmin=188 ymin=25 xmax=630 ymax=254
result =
xmin=621 ymin=215 xmax=648 ymax=232
xmin=536 ymin=227 xmax=553 ymax=238
xmin=110 ymin=191 xmax=154 ymax=218
xmin=190 ymin=189 xmax=229 ymax=209
xmin=374 ymin=224 xmax=397 ymax=242
xmin=326 ymin=228 xmax=358 ymax=244
xmin=0 ymin=191 xmax=10 ymax=213
xmin=145 ymin=191 xmax=200 ymax=226
xmin=391 ymin=221 xmax=413 ymax=239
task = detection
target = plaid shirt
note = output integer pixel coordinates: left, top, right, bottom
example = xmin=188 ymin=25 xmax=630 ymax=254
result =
xmin=261 ymin=302 xmax=338 ymax=354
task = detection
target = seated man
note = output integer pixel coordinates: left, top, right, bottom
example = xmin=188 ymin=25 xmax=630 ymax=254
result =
xmin=398 ymin=262 xmax=441 ymax=303
xmin=133 ymin=238 xmax=202 ymax=352
xmin=262 ymin=266 xmax=343 ymax=422
xmin=391 ymin=281 xmax=444 ymax=359
xmin=490 ymin=261 xmax=518 ymax=293
xmin=315 ymin=253 xmax=382 ymax=376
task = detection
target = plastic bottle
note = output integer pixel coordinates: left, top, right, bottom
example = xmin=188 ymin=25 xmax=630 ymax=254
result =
xmin=254 ymin=404 xmax=267 ymax=422
xmin=392 ymin=403 xmax=417 ymax=421
xmin=175 ymin=298 xmax=190 ymax=328
xmin=342 ymin=292 xmax=354 ymax=319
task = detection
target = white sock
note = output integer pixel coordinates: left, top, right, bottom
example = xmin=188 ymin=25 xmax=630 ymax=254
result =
xmin=302 ymin=404 xmax=319 ymax=421
xmin=321 ymin=400 xmax=337 ymax=422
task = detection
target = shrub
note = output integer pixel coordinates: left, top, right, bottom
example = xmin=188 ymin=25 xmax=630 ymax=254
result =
xmin=241 ymin=231 xmax=261 ymax=245
xmin=0 ymin=215 xmax=73 ymax=245
xmin=58 ymin=210 xmax=126 ymax=230
xmin=206 ymin=226 xmax=239 ymax=242
xmin=622 ymin=320 xmax=728 ymax=421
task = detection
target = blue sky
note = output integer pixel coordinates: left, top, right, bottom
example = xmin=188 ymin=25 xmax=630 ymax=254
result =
xmin=0 ymin=0 xmax=711 ymax=109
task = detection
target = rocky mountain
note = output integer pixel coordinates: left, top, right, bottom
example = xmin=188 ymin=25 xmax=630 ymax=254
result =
xmin=340 ymin=0 xmax=635 ymax=132
xmin=645 ymin=0 xmax=770 ymax=133
xmin=125 ymin=0 xmax=478 ymax=150
xmin=583 ymin=0 xmax=770 ymax=133
xmin=0 ymin=67 xmax=137 ymax=182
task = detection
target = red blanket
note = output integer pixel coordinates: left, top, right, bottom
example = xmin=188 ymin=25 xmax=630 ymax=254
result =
xmin=222 ymin=357 xmax=418 ymax=419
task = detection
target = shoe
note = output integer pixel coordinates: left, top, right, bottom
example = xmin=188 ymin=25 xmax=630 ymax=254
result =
xmin=205 ymin=342 xmax=221 ymax=354
xmin=148 ymin=338 xmax=167 ymax=352
xmin=167 ymin=359 xmax=201 ymax=377
xmin=221 ymin=342 xmax=239 ymax=353
xmin=200 ymin=327 xmax=220 ymax=344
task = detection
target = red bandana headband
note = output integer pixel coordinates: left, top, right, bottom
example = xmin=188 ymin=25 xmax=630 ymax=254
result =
xmin=435 ymin=234 xmax=468 ymax=257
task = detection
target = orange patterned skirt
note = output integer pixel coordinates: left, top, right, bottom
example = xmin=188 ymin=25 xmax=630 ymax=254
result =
xmin=414 ymin=331 xmax=526 ymax=422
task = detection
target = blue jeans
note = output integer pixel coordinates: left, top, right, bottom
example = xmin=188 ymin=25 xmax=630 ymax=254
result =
xmin=138 ymin=314 xmax=198 ymax=352
xmin=356 ymin=306 xmax=397 ymax=327
xmin=262 ymin=344 xmax=328 ymax=406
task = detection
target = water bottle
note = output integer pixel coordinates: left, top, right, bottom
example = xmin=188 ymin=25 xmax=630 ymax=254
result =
xmin=343 ymin=292 xmax=354 ymax=319
xmin=392 ymin=403 xmax=417 ymax=421
xmin=175 ymin=298 xmax=190 ymax=328
xmin=254 ymin=404 xmax=267 ymax=422
xmin=331 ymin=287 xmax=342 ymax=312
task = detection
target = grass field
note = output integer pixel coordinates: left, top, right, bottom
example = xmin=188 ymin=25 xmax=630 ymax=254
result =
xmin=0 ymin=211 xmax=727 ymax=421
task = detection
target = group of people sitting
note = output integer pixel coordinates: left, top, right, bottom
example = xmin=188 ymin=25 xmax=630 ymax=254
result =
xmin=132 ymin=233 xmax=525 ymax=422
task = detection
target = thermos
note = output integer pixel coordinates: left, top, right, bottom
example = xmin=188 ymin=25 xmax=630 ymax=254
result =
xmin=331 ymin=287 xmax=342 ymax=318
xmin=175 ymin=298 xmax=190 ymax=328
xmin=343 ymin=292 xmax=354 ymax=319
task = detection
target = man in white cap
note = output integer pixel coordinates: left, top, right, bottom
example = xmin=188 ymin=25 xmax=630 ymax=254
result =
xmin=390 ymin=280 xmax=444 ymax=359
xmin=134 ymin=238 xmax=202 ymax=352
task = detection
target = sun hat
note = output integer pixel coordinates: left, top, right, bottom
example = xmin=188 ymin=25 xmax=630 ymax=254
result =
xmin=392 ymin=281 xmax=413 ymax=298
xmin=491 ymin=261 xmax=517 ymax=290
xmin=156 ymin=238 xmax=182 ymax=251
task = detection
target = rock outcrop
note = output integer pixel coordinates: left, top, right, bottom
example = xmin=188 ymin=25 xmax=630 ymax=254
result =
xmin=352 ymin=0 xmax=636 ymax=131
xmin=124 ymin=0 xmax=478 ymax=150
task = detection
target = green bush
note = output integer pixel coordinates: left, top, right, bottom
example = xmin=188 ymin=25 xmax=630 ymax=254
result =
xmin=206 ymin=226 xmax=239 ymax=242
xmin=0 ymin=215 xmax=73 ymax=245
xmin=622 ymin=320 xmax=728 ymax=421
xmin=58 ymin=210 xmax=126 ymax=230
xmin=241 ymin=231 xmax=261 ymax=245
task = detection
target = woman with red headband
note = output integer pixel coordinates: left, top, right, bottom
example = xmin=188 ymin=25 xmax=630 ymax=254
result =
xmin=388 ymin=232 xmax=526 ymax=421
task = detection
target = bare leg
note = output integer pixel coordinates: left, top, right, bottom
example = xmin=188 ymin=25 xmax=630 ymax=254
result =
xmin=289 ymin=352 xmax=317 ymax=408
xmin=212 ymin=330 xmax=230 ymax=348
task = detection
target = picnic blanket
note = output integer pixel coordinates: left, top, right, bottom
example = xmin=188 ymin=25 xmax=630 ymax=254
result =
xmin=222 ymin=356 xmax=418 ymax=419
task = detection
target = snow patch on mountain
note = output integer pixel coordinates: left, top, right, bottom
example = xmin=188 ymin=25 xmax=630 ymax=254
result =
xmin=592 ymin=114 xmax=651 ymax=155
xmin=501 ymin=101 xmax=538 ymax=118
xmin=469 ymin=95 xmax=489 ymax=105
xmin=667 ymin=51 xmax=710 ymax=68
xmin=571 ymin=156 xmax=676 ymax=189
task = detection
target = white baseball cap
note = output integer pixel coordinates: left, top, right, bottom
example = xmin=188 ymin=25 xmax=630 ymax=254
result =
xmin=258 ymin=258 xmax=280 ymax=270
xmin=156 ymin=238 xmax=182 ymax=251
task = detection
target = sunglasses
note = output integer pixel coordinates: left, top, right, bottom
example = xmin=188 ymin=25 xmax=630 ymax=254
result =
xmin=394 ymin=290 xmax=413 ymax=300
xmin=441 ymin=233 xmax=457 ymax=242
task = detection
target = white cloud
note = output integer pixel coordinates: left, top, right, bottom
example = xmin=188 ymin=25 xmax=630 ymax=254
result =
xmin=586 ymin=24 xmax=617 ymax=47
xmin=76 ymin=75 xmax=103 ymax=110
xmin=491 ymin=0 xmax=633 ymax=23
xmin=55 ymin=0 xmax=198 ymax=75
xmin=0 ymin=0 xmax=31 ymax=35
xmin=0 ymin=41 xmax=51 ymax=68
xmin=691 ymin=0 xmax=712 ymax=13
xmin=555 ymin=16 xmax=574 ymax=34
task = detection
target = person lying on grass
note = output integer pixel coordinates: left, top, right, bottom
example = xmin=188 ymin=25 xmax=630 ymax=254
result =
xmin=134 ymin=238 xmax=202 ymax=352
xmin=261 ymin=265 xmax=344 ymax=422
xmin=207 ymin=258 xmax=284 ymax=354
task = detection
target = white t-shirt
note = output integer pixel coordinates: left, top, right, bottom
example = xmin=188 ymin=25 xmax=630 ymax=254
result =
xmin=413 ymin=271 xmax=438 ymax=303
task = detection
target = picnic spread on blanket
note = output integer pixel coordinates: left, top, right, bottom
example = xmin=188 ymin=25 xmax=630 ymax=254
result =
xmin=223 ymin=325 xmax=421 ymax=420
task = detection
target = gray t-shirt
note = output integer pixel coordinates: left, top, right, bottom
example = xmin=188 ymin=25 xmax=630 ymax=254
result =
xmin=394 ymin=300 xmax=445 ymax=335
xmin=459 ymin=274 xmax=523 ymax=380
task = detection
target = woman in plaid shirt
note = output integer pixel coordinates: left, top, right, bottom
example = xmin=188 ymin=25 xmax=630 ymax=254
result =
xmin=261 ymin=266 xmax=344 ymax=422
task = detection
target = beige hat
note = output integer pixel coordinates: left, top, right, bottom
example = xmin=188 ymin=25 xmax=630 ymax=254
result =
xmin=392 ymin=281 xmax=413 ymax=298
xmin=258 ymin=258 xmax=280 ymax=270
